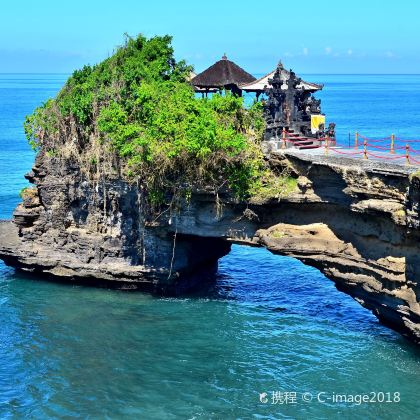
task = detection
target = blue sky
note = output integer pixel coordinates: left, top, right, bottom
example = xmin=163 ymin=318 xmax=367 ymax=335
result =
xmin=1 ymin=0 xmax=419 ymax=74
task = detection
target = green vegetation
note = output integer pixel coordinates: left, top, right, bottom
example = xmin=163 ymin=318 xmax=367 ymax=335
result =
xmin=24 ymin=33 xmax=293 ymax=211
xmin=19 ymin=187 xmax=29 ymax=199
xmin=270 ymin=229 xmax=286 ymax=239
xmin=409 ymin=170 xmax=420 ymax=181
xmin=19 ymin=186 xmax=37 ymax=200
xmin=394 ymin=209 xmax=406 ymax=217
xmin=46 ymin=149 xmax=58 ymax=157
xmin=249 ymin=171 xmax=298 ymax=203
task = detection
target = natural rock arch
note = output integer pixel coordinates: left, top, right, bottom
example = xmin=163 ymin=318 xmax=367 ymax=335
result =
xmin=1 ymin=151 xmax=420 ymax=344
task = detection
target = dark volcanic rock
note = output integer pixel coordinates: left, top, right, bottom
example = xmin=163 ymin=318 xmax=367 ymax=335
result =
xmin=1 ymin=148 xmax=420 ymax=343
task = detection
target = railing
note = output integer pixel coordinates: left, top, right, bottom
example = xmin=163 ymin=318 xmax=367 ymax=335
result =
xmin=278 ymin=128 xmax=420 ymax=166
xmin=329 ymin=132 xmax=420 ymax=165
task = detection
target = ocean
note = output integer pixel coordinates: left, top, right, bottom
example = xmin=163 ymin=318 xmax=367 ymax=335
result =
xmin=0 ymin=74 xmax=419 ymax=419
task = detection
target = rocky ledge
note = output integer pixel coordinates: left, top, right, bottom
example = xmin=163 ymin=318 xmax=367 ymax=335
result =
xmin=1 ymin=148 xmax=420 ymax=344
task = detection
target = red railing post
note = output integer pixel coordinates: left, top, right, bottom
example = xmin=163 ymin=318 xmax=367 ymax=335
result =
xmin=355 ymin=132 xmax=359 ymax=150
xmin=363 ymin=140 xmax=368 ymax=159
xmin=282 ymin=127 xmax=286 ymax=149
xmin=324 ymin=135 xmax=329 ymax=156
xmin=390 ymin=133 xmax=395 ymax=154
xmin=406 ymin=144 xmax=410 ymax=165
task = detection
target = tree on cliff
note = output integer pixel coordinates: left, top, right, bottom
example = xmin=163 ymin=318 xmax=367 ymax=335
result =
xmin=24 ymin=34 xmax=292 ymax=210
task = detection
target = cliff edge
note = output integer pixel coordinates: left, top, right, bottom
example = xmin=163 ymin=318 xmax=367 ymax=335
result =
xmin=1 ymin=147 xmax=420 ymax=344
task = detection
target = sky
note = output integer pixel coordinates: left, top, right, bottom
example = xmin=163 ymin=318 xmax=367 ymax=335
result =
xmin=1 ymin=0 xmax=420 ymax=74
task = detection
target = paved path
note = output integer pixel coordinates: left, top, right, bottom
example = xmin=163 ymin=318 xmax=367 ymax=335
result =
xmin=280 ymin=148 xmax=419 ymax=176
xmin=284 ymin=146 xmax=420 ymax=168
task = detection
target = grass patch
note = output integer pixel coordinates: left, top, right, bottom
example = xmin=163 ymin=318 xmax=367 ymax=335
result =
xmin=270 ymin=229 xmax=286 ymax=239
xmin=19 ymin=186 xmax=37 ymax=200
xmin=409 ymin=170 xmax=420 ymax=181
xmin=250 ymin=171 xmax=298 ymax=203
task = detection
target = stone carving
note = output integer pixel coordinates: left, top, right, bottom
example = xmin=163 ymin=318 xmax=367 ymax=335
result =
xmin=263 ymin=64 xmax=332 ymax=142
xmin=326 ymin=122 xmax=336 ymax=138
xmin=263 ymin=63 xmax=286 ymax=140
xmin=306 ymin=96 xmax=321 ymax=114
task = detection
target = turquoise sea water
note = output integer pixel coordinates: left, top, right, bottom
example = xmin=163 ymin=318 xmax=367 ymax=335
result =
xmin=0 ymin=74 xmax=420 ymax=419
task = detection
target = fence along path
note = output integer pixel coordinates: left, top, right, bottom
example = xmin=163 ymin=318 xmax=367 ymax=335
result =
xmin=282 ymin=130 xmax=420 ymax=166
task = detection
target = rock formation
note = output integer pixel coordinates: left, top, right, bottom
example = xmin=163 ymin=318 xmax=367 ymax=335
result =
xmin=1 ymin=147 xmax=420 ymax=344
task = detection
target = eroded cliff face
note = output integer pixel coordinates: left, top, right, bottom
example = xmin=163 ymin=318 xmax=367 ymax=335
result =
xmin=1 ymin=150 xmax=231 ymax=293
xmin=1 ymin=148 xmax=420 ymax=344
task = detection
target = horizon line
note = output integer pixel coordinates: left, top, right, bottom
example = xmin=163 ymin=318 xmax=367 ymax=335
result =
xmin=2 ymin=72 xmax=420 ymax=76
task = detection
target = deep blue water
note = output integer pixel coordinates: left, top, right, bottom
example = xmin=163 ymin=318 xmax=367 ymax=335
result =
xmin=314 ymin=74 xmax=420 ymax=144
xmin=0 ymin=74 xmax=420 ymax=419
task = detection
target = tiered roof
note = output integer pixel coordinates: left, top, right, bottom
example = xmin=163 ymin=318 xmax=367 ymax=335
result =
xmin=240 ymin=63 xmax=323 ymax=92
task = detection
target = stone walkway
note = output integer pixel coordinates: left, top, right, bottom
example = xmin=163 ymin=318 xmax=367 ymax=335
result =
xmin=284 ymin=146 xmax=420 ymax=167
xmin=280 ymin=148 xmax=419 ymax=175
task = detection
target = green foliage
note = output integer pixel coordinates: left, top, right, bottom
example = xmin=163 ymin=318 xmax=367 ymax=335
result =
xmin=46 ymin=149 xmax=58 ymax=157
xmin=55 ymin=34 xmax=191 ymax=129
xmin=249 ymin=170 xmax=298 ymax=203
xmin=19 ymin=186 xmax=37 ymax=199
xmin=24 ymin=99 xmax=59 ymax=151
xmin=270 ymin=229 xmax=286 ymax=239
xmin=24 ymin=33 xmax=272 ymax=209
xmin=409 ymin=170 xmax=420 ymax=181
xmin=246 ymin=101 xmax=265 ymax=137
xmin=19 ymin=187 xmax=29 ymax=198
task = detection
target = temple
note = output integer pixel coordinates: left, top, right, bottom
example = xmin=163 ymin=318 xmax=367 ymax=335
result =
xmin=240 ymin=63 xmax=323 ymax=98
xmin=190 ymin=54 xmax=256 ymax=96
xmin=257 ymin=62 xmax=335 ymax=148
xmin=192 ymin=58 xmax=336 ymax=148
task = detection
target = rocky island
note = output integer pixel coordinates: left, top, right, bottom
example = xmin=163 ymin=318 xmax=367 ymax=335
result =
xmin=1 ymin=35 xmax=419 ymax=345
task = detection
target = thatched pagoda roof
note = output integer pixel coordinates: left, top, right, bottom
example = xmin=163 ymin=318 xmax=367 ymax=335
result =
xmin=191 ymin=55 xmax=256 ymax=89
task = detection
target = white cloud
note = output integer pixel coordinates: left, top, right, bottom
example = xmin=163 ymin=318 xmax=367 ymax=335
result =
xmin=302 ymin=47 xmax=308 ymax=56
xmin=324 ymin=46 xmax=332 ymax=55
xmin=347 ymin=49 xmax=353 ymax=55
xmin=385 ymin=51 xmax=395 ymax=58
